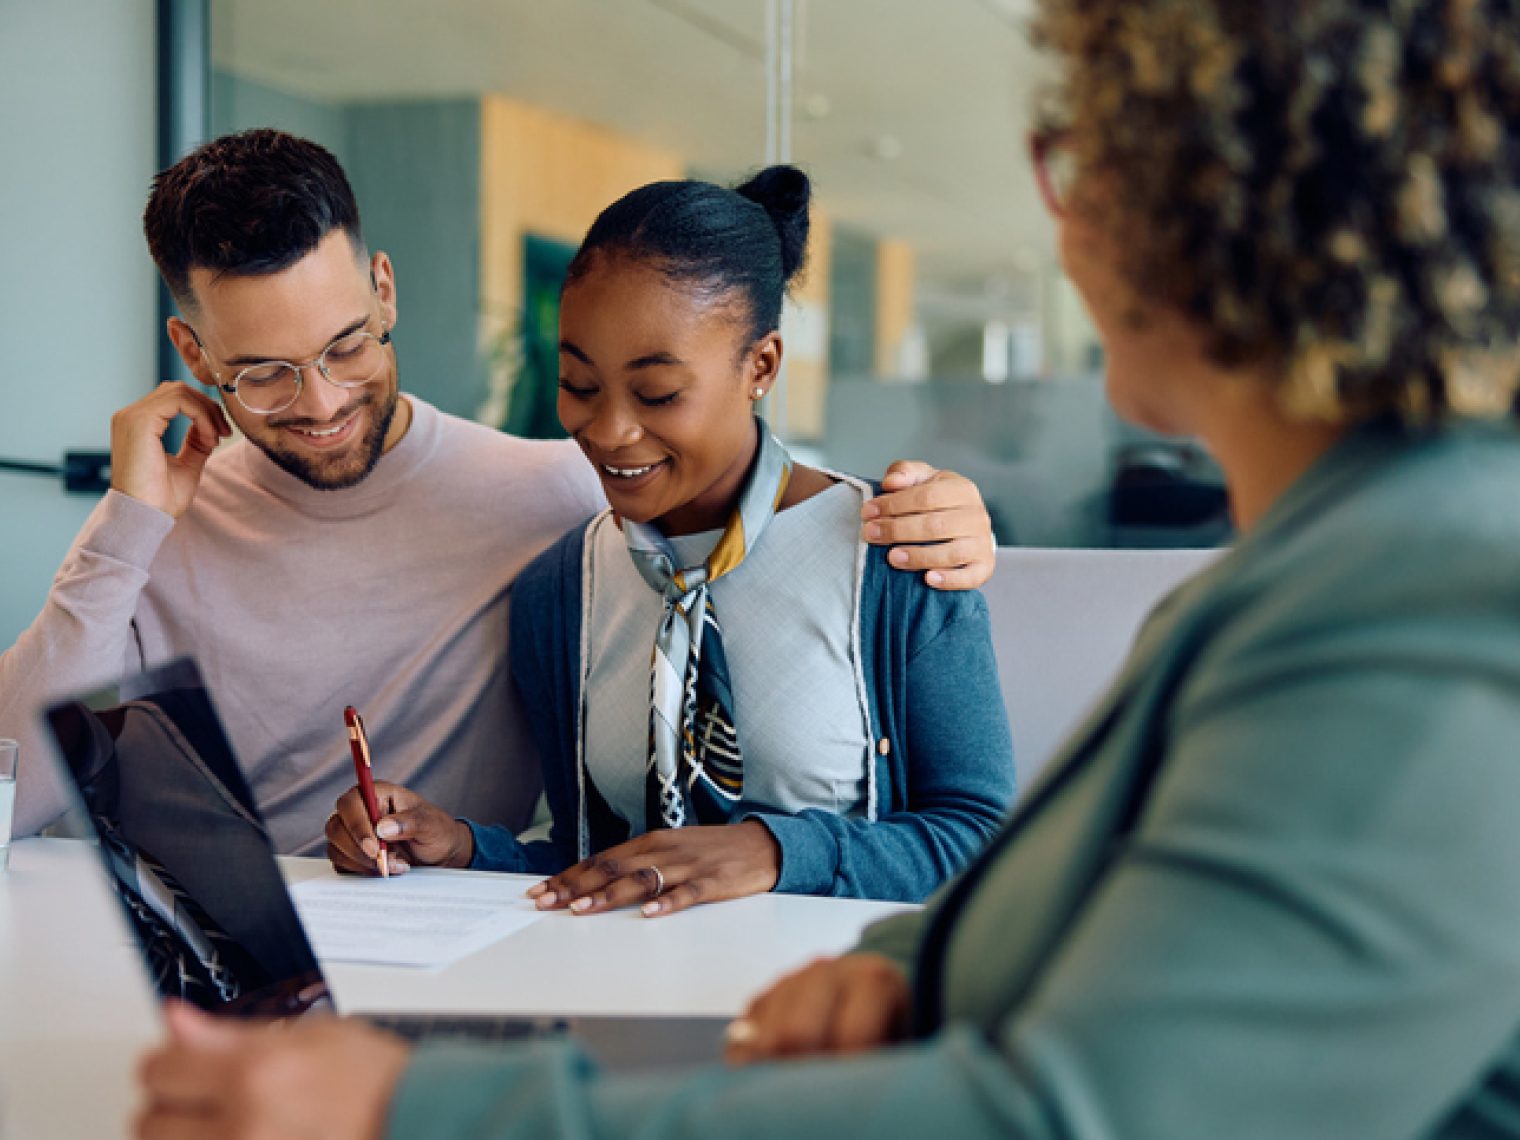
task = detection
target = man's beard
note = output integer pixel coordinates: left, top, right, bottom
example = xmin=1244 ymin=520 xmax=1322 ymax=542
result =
xmin=255 ymin=387 xmax=399 ymax=491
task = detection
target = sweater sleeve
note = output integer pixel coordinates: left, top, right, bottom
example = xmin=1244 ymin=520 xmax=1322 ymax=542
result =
xmin=0 ymin=490 xmax=172 ymax=835
xmin=853 ymin=907 xmax=933 ymax=974
xmin=389 ymin=1031 xmax=1030 ymax=1140
xmin=750 ymin=590 xmax=1015 ymax=901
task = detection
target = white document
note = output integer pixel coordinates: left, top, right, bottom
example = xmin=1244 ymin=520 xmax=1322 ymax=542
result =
xmin=289 ymin=869 xmax=543 ymax=969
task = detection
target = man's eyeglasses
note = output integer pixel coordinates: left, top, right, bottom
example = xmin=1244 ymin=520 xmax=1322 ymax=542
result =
xmin=1030 ymin=129 xmax=1076 ymax=217
xmin=191 ymin=325 xmax=393 ymax=416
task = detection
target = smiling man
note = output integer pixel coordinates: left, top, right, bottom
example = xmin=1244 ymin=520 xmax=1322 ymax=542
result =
xmin=176 ymin=253 xmax=403 ymax=490
xmin=0 ymin=129 xmax=999 ymax=854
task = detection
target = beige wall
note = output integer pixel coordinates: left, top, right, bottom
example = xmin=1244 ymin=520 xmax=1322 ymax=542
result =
xmin=476 ymin=93 xmax=841 ymax=441
xmin=478 ymin=95 xmax=684 ymax=328
xmin=874 ymin=238 xmax=917 ymax=378
xmin=779 ymin=206 xmax=832 ymax=442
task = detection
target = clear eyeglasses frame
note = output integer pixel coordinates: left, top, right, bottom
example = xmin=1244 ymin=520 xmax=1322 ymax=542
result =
xmin=190 ymin=325 xmax=393 ymax=416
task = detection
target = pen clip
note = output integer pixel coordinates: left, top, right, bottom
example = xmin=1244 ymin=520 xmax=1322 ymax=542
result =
xmin=346 ymin=707 xmax=375 ymax=770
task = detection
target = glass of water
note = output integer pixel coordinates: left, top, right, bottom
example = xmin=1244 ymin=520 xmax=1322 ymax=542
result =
xmin=0 ymin=739 xmax=17 ymax=871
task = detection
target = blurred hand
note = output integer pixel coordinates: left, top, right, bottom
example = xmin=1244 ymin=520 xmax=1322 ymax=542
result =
xmin=526 ymin=820 xmax=781 ymax=918
xmin=325 ymin=780 xmax=474 ymax=876
xmin=136 ymin=1001 xmax=410 ymax=1140
xmin=724 ymin=953 xmax=912 ymax=1065
xmin=110 ymin=382 xmax=233 ymax=519
xmin=863 ymin=461 xmax=996 ymax=590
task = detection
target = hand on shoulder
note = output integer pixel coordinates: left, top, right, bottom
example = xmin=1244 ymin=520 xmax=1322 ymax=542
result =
xmin=862 ymin=461 xmax=996 ymax=591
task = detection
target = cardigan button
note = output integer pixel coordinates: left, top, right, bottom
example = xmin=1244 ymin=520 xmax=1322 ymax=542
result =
xmin=877 ymin=737 xmax=891 ymax=757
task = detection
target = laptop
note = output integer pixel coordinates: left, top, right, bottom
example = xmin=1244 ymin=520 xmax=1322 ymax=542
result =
xmin=41 ymin=657 xmax=727 ymax=1071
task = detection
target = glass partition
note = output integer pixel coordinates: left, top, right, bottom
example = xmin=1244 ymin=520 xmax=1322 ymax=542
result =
xmin=208 ymin=0 xmax=1227 ymax=548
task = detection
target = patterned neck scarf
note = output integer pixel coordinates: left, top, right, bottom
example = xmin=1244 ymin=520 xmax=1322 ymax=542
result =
xmin=622 ymin=420 xmax=793 ymax=830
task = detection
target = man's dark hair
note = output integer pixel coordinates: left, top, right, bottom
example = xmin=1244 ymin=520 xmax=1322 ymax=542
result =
xmin=564 ymin=165 xmax=811 ymax=347
xmin=144 ymin=129 xmax=363 ymax=307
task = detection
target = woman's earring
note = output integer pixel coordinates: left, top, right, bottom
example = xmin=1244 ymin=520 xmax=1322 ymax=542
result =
xmin=752 ymin=387 xmax=765 ymax=399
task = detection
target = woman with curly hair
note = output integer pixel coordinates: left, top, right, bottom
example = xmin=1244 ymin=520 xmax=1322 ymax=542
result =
xmin=136 ymin=2 xmax=1520 ymax=1137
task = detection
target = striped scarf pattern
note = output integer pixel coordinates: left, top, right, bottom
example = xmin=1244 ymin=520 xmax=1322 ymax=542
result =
xmin=623 ymin=421 xmax=793 ymax=830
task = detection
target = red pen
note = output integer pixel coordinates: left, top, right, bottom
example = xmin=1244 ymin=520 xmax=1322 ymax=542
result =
xmin=343 ymin=705 xmax=390 ymax=878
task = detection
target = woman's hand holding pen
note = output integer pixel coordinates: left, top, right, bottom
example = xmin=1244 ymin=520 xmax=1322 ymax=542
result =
xmin=325 ymin=781 xmax=475 ymax=876
xmin=526 ymin=820 xmax=781 ymax=918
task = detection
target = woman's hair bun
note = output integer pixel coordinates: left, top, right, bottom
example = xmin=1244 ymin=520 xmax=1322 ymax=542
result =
xmin=735 ymin=165 xmax=811 ymax=282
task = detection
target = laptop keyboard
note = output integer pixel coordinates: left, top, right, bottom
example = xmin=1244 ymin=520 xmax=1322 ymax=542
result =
xmin=364 ymin=1012 xmax=571 ymax=1044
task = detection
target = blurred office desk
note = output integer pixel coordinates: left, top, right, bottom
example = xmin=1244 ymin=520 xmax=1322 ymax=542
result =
xmin=0 ymin=839 xmax=912 ymax=1138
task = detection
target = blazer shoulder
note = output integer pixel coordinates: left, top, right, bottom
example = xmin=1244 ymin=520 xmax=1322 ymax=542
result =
xmin=1165 ymin=433 xmax=1520 ymax=726
xmin=1245 ymin=432 xmax=1520 ymax=617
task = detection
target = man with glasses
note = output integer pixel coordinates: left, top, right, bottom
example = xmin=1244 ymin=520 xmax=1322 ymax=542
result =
xmin=0 ymin=129 xmax=999 ymax=855
xmin=187 ymin=319 xmax=395 ymax=485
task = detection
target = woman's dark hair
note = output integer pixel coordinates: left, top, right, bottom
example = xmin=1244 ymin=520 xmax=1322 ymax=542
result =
xmin=144 ymin=129 xmax=363 ymax=308
xmin=564 ymin=165 xmax=811 ymax=347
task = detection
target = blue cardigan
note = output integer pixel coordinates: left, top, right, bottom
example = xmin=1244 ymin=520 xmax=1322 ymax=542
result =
xmin=467 ymin=510 xmax=1016 ymax=902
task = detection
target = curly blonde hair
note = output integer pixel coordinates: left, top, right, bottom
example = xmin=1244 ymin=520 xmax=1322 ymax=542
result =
xmin=1034 ymin=0 xmax=1520 ymax=423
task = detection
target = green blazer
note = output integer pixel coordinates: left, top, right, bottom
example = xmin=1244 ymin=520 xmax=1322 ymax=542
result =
xmin=389 ymin=421 xmax=1520 ymax=1139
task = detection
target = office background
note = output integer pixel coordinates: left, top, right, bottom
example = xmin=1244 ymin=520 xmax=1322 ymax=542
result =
xmin=0 ymin=0 xmax=1226 ymax=648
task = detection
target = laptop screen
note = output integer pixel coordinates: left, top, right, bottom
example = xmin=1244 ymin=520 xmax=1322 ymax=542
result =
xmin=43 ymin=658 xmax=332 ymax=1017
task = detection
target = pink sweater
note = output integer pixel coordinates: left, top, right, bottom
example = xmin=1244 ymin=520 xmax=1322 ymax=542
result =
xmin=0 ymin=396 xmax=602 ymax=853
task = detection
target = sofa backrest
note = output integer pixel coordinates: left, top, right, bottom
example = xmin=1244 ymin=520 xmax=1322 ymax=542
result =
xmin=982 ymin=547 xmax=1221 ymax=798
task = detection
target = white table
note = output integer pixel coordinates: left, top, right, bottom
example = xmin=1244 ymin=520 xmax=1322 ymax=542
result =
xmin=0 ymin=839 xmax=911 ymax=1138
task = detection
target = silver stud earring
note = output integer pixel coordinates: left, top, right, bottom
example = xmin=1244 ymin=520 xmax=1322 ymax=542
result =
xmin=752 ymin=387 xmax=765 ymax=399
